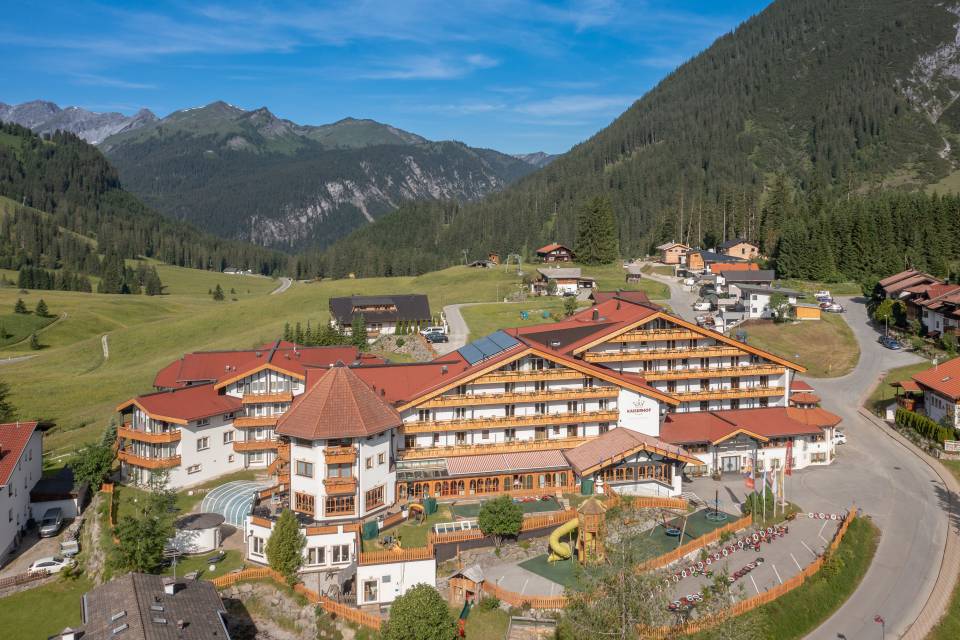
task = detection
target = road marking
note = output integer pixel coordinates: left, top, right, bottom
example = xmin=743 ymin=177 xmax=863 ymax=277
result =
xmin=772 ymin=563 xmax=783 ymax=584
xmin=521 ymin=578 xmax=529 ymax=594
xmin=790 ymin=553 xmax=803 ymax=571
xmin=801 ymin=540 xmax=818 ymax=558
xmin=749 ymin=575 xmax=760 ymax=595
xmin=818 ymin=520 xmax=828 ymax=542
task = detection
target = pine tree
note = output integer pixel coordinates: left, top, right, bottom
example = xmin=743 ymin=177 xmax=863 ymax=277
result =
xmin=266 ymin=509 xmax=306 ymax=585
xmin=0 ymin=380 xmax=16 ymax=422
xmin=13 ymin=299 xmax=27 ymax=314
xmin=575 ymin=196 xmax=618 ymax=265
xmin=351 ymin=314 xmax=368 ymax=351
xmin=28 ymin=333 xmax=41 ymax=350
xmin=283 ymin=322 xmax=293 ymax=342
xmin=35 ymin=299 xmax=49 ymax=317
xmin=212 ymin=284 xmax=224 ymax=301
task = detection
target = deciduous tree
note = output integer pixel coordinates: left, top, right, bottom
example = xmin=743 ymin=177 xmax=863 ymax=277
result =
xmin=266 ymin=508 xmax=306 ymax=584
xmin=381 ymin=584 xmax=457 ymax=640
xmin=477 ymin=495 xmax=523 ymax=548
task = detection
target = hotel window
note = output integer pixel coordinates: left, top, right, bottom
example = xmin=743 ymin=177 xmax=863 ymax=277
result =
xmin=223 ymin=431 xmax=234 ymax=444
xmin=700 ymin=379 xmax=710 ymax=391
xmin=325 ymin=496 xmax=355 ymax=516
xmin=760 ymin=375 xmax=770 ymax=388
xmin=599 ymin=422 xmax=610 ymax=434
xmin=701 ymin=358 xmax=710 ymax=368
xmin=699 ymin=401 xmax=709 ymax=412
xmin=583 ymin=377 xmax=594 ymax=388
xmin=249 ymin=452 xmax=265 ymax=463
xmin=332 ymin=544 xmax=351 ymax=563
xmin=567 ymin=425 xmax=578 ymax=438
xmin=196 ymin=437 xmax=209 ymax=451
xmin=535 ymin=426 xmax=547 ymax=441
xmin=363 ymin=580 xmax=379 ymax=603
xmin=552 ymin=426 xmax=561 ymax=436
xmin=187 ymin=464 xmax=201 ymax=475
xmin=455 ymin=432 xmax=467 ymax=445
xmin=505 ymin=404 xmax=516 ymax=416
xmin=454 ymin=407 xmax=467 ymax=419
xmin=505 ymin=428 xmax=516 ymax=441
xmin=455 ymin=384 xmax=468 ymax=395
xmin=327 ymin=463 xmax=352 ymax=478
xmin=295 ymin=460 xmax=314 ymax=477
xmin=598 ymin=398 xmax=609 ymax=410
xmin=224 ymin=412 xmax=235 ymax=420
xmin=481 ymin=430 xmax=490 ymax=440
xmin=731 ymin=377 xmax=740 ymax=390
xmin=504 ymin=382 xmax=515 ymax=393
xmin=295 ymin=492 xmax=315 ymax=514
xmin=730 ymin=399 xmax=740 ymax=410
xmin=534 ymin=380 xmax=546 ymax=392
xmin=306 ymin=547 xmax=326 ymax=566
xmin=432 ymin=433 xmax=441 ymax=446
xmin=643 ymin=360 xmax=654 ymax=372
xmin=195 ymin=418 xmax=210 ymax=427
xmin=404 ymin=435 xmax=416 ymax=449
xmin=667 ymin=380 xmax=676 ymax=393
xmin=378 ymin=452 xmax=386 ymax=465
xmin=811 ymin=452 xmax=827 ymax=463
xmin=759 ymin=397 xmax=769 ymax=408
xmin=418 ymin=409 xmax=430 ymax=422
xmin=366 ymin=485 xmax=385 ymax=509
xmin=536 ymin=402 xmax=547 ymax=415
xmin=366 ymin=457 xmax=374 ymax=469
xmin=251 ymin=537 xmax=265 ymax=556
xmin=228 ymin=454 xmax=235 ymax=463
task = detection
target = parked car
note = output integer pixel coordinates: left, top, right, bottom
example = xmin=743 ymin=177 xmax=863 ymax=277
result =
xmin=879 ymin=335 xmax=902 ymax=350
xmin=814 ymin=290 xmax=832 ymax=300
xmin=59 ymin=539 xmax=80 ymax=557
xmin=418 ymin=326 xmax=446 ymax=336
xmin=425 ymin=332 xmax=449 ymax=344
xmin=833 ymin=430 xmax=847 ymax=445
xmin=821 ymin=302 xmax=844 ymax=313
xmin=682 ymin=278 xmax=696 ymax=286
xmin=693 ymin=301 xmax=712 ymax=311
xmin=38 ymin=507 xmax=63 ymax=538
xmin=28 ymin=556 xmax=73 ymax=574
xmin=561 ymin=290 xmax=577 ymax=297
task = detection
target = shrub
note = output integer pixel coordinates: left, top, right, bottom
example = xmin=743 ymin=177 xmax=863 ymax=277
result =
xmin=381 ymin=584 xmax=457 ymax=640
xmin=895 ymin=407 xmax=953 ymax=444
xmin=477 ymin=596 xmax=500 ymax=612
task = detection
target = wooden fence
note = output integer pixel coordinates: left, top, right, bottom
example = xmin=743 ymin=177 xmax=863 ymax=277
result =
xmin=0 ymin=569 xmax=49 ymax=590
xmin=481 ymin=579 xmax=570 ymax=610
xmin=101 ymin=482 xmax=119 ymax=543
xmin=640 ymin=507 xmax=858 ymax=638
xmin=211 ymin=567 xmax=382 ymax=631
xmin=381 ymin=511 xmax=407 ymax=530
xmin=358 ymin=545 xmax=436 ymax=566
xmin=636 ymin=514 xmax=754 ymax=571
xmin=602 ymin=484 xmax=688 ymax=512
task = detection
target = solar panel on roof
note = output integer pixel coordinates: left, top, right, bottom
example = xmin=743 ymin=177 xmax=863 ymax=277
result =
xmin=457 ymin=330 xmax=520 ymax=365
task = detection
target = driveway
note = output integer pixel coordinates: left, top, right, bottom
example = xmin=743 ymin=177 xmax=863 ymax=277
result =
xmin=639 ymin=265 xmax=698 ymax=323
xmin=0 ymin=526 xmax=69 ymax=578
xmin=270 ymin=277 xmax=292 ymax=295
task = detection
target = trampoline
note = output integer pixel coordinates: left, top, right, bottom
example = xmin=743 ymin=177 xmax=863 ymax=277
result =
xmin=200 ymin=480 xmax=272 ymax=526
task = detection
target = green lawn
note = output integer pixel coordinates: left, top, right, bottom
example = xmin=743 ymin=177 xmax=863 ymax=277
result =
xmin=775 ymin=280 xmax=863 ymax=297
xmin=363 ymin=503 xmax=453 ymax=551
xmin=0 ymin=311 xmax=56 ymax=347
xmin=163 ymin=549 xmax=246 ymax=581
xmin=461 ymin=603 xmax=511 ymax=639
xmin=865 ymin=360 xmax=932 ymax=412
xmin=929 ymin=462 xmax=960 ymax=640
xmin=692 ymin=515 xmax=879 ymax=640
xmin=740 ymin=313 xmax=859 ymax=377
xmin=115 ymin=469 xmax=259 ymax=519
xmin=461 ymin=299 xmax=573 ymax=341
xmin=0 ymin=575 xmax=92 ymax=639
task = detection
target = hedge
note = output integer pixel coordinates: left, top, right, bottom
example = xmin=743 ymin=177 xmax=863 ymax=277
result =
xmin=895 ymin=407 xmax=956 ymax=444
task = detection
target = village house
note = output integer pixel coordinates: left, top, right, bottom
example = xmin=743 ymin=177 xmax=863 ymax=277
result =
xmin=0 ymin=421 xmax=42 ymax=566
xmin=329 ymin=294 xmax=433 ymax=339
xmin=879 ymin=269 xmax=944 ymax=301
xmin=910 ymin=357 xmax=960 ymax=429
xmin=536 ymin=243 xmax=575 ymax=263
xmin=656 ymin=242 xmax=690 ymax=265
xmin=718 ymin=239 xmax=760 ymax=260
xmin=685 ymin=250 xmax=745 ymax=273
xmin=709 ymin=263 xmax=760 ymax=275
xmin=625 ymin=264 xmax=644 ymax=283
xmin=532 ymin=267 xmax=596 ymax=296
xmin=728 ymin=284 xmax=802 ymax=320
xmin=718 ymin=269 xmax=776 ymax=288
xmin=914 ymin=285 xmax=960 ymax=337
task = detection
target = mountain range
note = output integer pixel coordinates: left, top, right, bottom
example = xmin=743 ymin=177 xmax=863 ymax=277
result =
xmin=321 ymin=0 xmax=960 ymax=278
xmin=0 ymin=100 xmax=552 ymax=250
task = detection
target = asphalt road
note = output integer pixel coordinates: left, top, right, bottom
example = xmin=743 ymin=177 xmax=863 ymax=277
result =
xmin=270 ymin=277 xmax=292 ymax=295
xmin=436 ymin=303 xmax=474 ymax=356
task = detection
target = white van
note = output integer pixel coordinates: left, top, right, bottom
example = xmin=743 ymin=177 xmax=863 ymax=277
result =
xmin=419 ymin=325 xmax=447 ymax=336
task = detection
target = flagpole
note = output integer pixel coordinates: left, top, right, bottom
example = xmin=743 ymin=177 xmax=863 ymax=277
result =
xmin=762 ymin=468 xmax=766 ymax=523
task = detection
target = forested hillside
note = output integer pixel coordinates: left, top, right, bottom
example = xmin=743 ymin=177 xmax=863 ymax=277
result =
xmin=320 ymin=0 xmax=960 ymax=280
xmin=99 ymin=102 xmax=535 ymax=250
xmin=0 ymin=122 xmax=288 ymax=279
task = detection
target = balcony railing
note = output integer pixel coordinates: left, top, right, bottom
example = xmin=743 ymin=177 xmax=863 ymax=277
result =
xmin=672 ymin=386 xmax=785 ymax=402
xmin=234 ymin=415 xmax=280 ymax=428
xmin=324 ymin=446 xmax=358 ymax=465
xmin=117 ymin=449 xmax=181 ymax=469
xmin=583 ymin=345 xmax=745 ymax=363
xmin=642 ymin=364 xmax=784 ymax=381
xmin=323 ymin=477 xmax=358 ymax=495
xmin=617 ymin=328 xmax=704 ymax=342
xmin=233 ymin=438 xmax=280 ymax=452
xmin=401 ymin=410 xmax=619 ymax=434
xmin=419 ymin=387 xmax=618 ymax=408
xmin=117 ymin=425 xmax=181 ymax=444
xmin=477 ymin=368 xmax=587 ymax=384
xmin=397 ymin=436 xmax=590 ymax=460
xmin=241 ymin=392 xmax=293 ymax=404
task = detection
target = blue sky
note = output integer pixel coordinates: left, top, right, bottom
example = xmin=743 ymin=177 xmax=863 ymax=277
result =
xmin=1 ymin=1 xmax=771 ymax=154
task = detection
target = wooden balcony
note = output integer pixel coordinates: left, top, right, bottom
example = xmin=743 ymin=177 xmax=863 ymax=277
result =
xmin=117 ymin=449 xmax=181 ymax=469
xmin=233 ymin=415 xmax=280 ymax=428
xmin=233 ymin=438 xmax=280 ymax=452
xmin=324 ymin=446 xmax=358 ymax=465
xmin=582 ymin=345 xmax=745 ymax=363
xmin=477 ymin=368 xmax=586 ymax=384
xmin=673 ymin=386 xmax=785 ymax=402
xmin=419 ymin=386 xmax=618 ymax=408
xmin=643 ymin=364 xmax=785 ymax=382
xmin=241 ymin=392 xmax=293 ymax=404
xmin=617 ymin=328 xmax=704 ymax=342
xmin=323 ymin=477 xmax=358 ymax=495
xmin=397 ymin=436 xmax=589 ymax=460
xmin=117 ymin=425 xmax=181 ymax=444
xmin=401 ymin=410 xmax=619 ymax=434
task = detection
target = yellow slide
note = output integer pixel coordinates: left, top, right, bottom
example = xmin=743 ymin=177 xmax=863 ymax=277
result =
xmin=548 ymin=517 xmax=579 ymax=562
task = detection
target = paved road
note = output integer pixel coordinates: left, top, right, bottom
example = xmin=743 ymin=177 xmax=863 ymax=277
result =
xmin=270 ymin=277 xmax=292 ymax=295
xmin=640 ymin=265 xmax=698 ymax=322
xmin=101 ymin=334 xmax=109 ymax=359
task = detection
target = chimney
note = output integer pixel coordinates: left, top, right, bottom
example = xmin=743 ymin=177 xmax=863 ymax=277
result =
xmin=591 ymin=309 xmax=599 ymax=321
xmin=163 ymin=577 xmax=177 ymax=596
xmin=59 ymin=628 xmax=78 ymax=640
xmin=441 ymin=366 xmax=448 ymax=375
xmin=255 ymin=351 xmax=262 ymax=358
xmin=176 ymin=620 xmax=185 ymax=630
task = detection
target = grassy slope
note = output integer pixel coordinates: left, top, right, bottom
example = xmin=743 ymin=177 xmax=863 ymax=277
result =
xmin=0 ymin=312 xmax=56 ymax=346
xmin=865 ymin=361 xmax=932 ymax=412
xmin=461 ymin=299 xmax=572 ymax=341
xmin=929 ymin=461 xmax=960 ymax=639
xmin=0 ymin=575 xmax=93 ymax=640
xmin=0 ymin=265 xmax=538 ymax=457
xmin=740 ymin=313 xmax=860 ymax=377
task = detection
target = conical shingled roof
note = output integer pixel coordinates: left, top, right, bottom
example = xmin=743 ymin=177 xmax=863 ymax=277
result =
xmin=276 ymin=363 xmax=402 ymax=440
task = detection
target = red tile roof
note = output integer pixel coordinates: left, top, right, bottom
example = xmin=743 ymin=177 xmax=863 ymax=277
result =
xmin=536 ymin=243 xmax=572 ymax=254
xmin=0 ymin=422 xmax=39 ymax=486
xmin=445 ymin=450 xmax=569 ymax=476
xmin=791 ymin=380 xmax=814 ymax=392
xmin=119 ymin=384 xmax=241 ymax=424
xmin=789 ymin=393 xmax=821 ymax=405
xmin=563 ymin=428 xmax=698 ymax=474
xmin=154 ymin=341 xmax=381 ymax=388
xmin=661 ymin=407 xmax=839 ymax=445
xmin=590 ymin=290 xmax=655 ymax=306
xmin=912 ymin=357 xmax=960 ymax=400
xmin=880 ymin=270 xmax=943 ymax=295
xmin=277 ymin=364 xmax=402 ymax=440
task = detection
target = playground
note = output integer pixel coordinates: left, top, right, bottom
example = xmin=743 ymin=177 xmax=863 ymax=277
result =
xmin=450 ymin=496 xmax=562 ymax=519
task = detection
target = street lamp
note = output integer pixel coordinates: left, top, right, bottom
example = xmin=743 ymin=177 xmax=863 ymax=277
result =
xmin=874 ymin=615 xmax=885 ymax=639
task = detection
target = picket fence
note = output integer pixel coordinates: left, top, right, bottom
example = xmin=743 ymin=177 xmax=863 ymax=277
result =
xmin=211 ymin=567 xmax=382 ymax=630
xmin=636 ymin=514 xmax=754 ymax=571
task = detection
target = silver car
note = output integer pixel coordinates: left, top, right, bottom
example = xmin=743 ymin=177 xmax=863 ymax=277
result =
xmin=38 ymin=507 xmax=63 ymax=538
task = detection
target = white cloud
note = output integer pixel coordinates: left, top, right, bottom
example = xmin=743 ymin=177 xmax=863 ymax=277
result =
xmin=360 ymin=54 xmax=500 ymax=80
xmin=71 ymin=74 xmax=157 ymax=90
xmin=514 ymin=94 xmax=633 ymax=117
